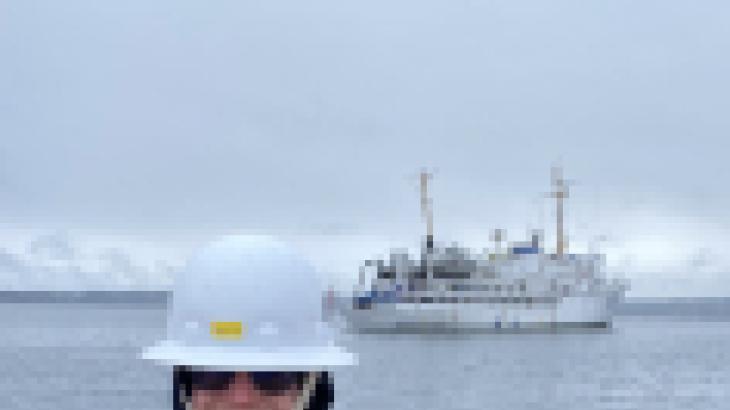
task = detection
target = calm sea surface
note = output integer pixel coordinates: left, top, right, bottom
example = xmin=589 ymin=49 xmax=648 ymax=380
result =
xmin=0 ymin=302 xmax=728 ymax=410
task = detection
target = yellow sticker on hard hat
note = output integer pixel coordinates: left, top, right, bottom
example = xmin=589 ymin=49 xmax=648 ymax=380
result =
xmin=210 ymin=321 xmax=245 ymax=340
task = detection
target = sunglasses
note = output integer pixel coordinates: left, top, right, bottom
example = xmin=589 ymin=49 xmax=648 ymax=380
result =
xmin=190 ymin=371 xmax=306 ymax=395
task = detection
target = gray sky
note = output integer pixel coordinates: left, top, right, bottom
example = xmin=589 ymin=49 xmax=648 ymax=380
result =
xmin=1 ymin=1 xmax=729 ymax=294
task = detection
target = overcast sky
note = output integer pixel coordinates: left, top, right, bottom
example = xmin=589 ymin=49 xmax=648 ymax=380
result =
xmin=1 ymin=1 xmax=729 ymax=294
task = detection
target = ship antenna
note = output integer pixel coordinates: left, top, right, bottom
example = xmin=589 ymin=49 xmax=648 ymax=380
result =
xmin=550 ymin=165 xmax=569 ymax=257
xmin=419 ymin=170 xmax=434 ymax=251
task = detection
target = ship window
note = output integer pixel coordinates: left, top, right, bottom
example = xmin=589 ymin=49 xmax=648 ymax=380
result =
xmin=420 ymin=297 xmax=434 ymax=304
xmin=354 ymin=298 xmax=372 ymax=310
xmin=433 ymin=271 xmax=471 ymax=279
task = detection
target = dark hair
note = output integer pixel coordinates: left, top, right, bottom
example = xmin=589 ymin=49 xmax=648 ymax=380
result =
xmin=173 ymin=366 xmax=334 ymax=410
xmin=305 ymin=372 xmax=335 ymax=410
xmin=173 ymin=366 xmax=191 ymax=410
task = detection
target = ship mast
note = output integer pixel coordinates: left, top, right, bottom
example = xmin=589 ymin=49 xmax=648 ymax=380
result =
xmin=420 ymin=170 xmax=434 ymax=251
xmin=550 ymin=165 xmax=568 ymax=257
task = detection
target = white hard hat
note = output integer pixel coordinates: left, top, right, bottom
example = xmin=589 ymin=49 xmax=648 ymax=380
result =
xmin=143 ymin=235 xmax=354 ymax=371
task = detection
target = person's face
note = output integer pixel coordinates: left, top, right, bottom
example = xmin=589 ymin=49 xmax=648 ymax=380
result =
xmin=192 ymin=372 xmax=302 ymax=410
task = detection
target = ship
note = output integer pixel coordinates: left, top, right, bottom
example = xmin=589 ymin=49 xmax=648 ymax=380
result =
xmin=335 ymin=167 xmax=627 ymax=333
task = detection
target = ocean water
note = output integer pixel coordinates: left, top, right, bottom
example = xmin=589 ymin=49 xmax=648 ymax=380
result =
xmin=0 ymin=302 xmax=729 ymax=410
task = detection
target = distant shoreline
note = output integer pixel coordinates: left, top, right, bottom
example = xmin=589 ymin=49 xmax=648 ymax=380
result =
xmin=0 ymin=290 xmax=170 ymax=304
xmin=0 ymin=292 xmax=728 ymax=318
xmin=614 ymin=296 xmax=730 ymax=317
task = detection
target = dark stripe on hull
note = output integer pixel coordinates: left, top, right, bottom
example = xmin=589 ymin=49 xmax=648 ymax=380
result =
xmin=351 ymin=321 xmax=611 ymax=334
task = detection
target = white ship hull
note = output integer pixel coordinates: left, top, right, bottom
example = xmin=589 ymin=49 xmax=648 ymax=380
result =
xmin=340 ymin=295 xmax=612 ymax=332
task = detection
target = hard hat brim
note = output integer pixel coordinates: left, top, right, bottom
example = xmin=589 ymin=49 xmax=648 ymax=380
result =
xmin=142 ymin=341 xmax=356 ymax=371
